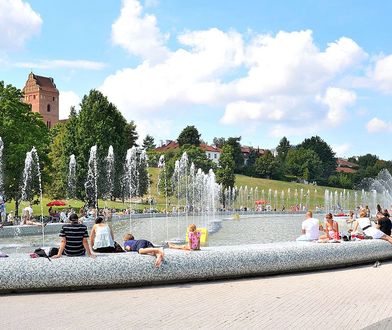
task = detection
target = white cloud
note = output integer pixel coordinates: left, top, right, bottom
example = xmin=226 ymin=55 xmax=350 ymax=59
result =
xmin=370 ymin=54 xmax=392 ymax=93
xmin=101 ymin=28 xmax=244 ymax=115
xmin=144 ymin=0 xmax=159 ymax=8
xmin=221 ymin=100 xmax=286 ymax=125
xmin=268 ymin=123 xmax=317 ymax=138
xmin=14 ymin=59 xmax=107 ymax=70
xmin=366 ymin=117 xmax=392 ymax=133
xmin=0 ymin=0 xmax=42 ymax=51
xmin=317 ymin=87 xmax=357 ymax=126
xmin=103 ymin=3 xmax=368 ymax=138
xmin=332 ymin=143 xmax=351 ymax=157
xmin=235 ymin=31 xmax=366 ymax=97
xmin=111 ymin=0 xmax=169 ymax=62
xmin=135 ymin=118 xmax=172 ymax=145
xmin=59 ymin=91 xmax=81 ymax=120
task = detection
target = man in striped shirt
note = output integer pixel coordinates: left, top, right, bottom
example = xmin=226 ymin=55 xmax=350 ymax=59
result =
xmin=52 ymin=213 xmax=94 ymax=258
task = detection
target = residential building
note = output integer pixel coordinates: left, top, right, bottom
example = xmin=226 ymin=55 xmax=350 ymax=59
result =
xmin=336 ymin=158 xmax=359 ymax=174
xmin=241 ymin=146 xmax=265 ymax=165
xmin=154 ymin=140 xmax=222 ymax=164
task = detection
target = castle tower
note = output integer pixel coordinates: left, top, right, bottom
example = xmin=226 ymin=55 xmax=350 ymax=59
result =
xmin=22 ymin=72 xmax=59 ymax=128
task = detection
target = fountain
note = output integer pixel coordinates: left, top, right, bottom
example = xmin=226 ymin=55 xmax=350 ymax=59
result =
xmin=104 ymin=145 xmax=115 ymax=201
xmin=3 ymin=143 xmax=392 ymax=292
xmin=362 ymin=169 xmax=392 ymax=215
xmin=0 ymin=137 xmax=4 ymax=196
xmin=0 ymin=137 xmax=5 ymax=223
xmin=20 ymin=147 xmax=45 ymax=245
xmin=67 ymin=154 xmax=77 ymax=200
xmin=84 ymin=145 xmax=98 ymax=209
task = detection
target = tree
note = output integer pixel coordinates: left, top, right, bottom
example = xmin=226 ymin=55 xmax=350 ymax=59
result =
xmin=46 ymin=123 xmax=68 ymax=198
xmin=180 ymin=145 xmax=215 ymax=173
xmin=276 ymin=137 xmax=291 ymax=162
xmin=328 ymin=173 xmax=354 ymax=189
xmin=177 ymin=125 xmax=201 ymax=147
xmin=285 ymin=148 xmax=323 ymax=181
xmin=216 ymin=144 xmax=236 ymax=207
xmin=243 ymin=148 xmax=259 ymax=177
xmin=254 ymin=150 xmax=279 ymax=179
xmin=213 ymin=137 xmax=226 ymax=149
xmin=0 ymin=81 xmax=50 ymax=215
xmin=142 ymin=134 xmax=156 ymax=151
xmin=299 ymin=136 xmax=336 ymax=180
xmin=58 ymin=90 xmax=135 ymax=202
xmin=124 ymin=121 xmax=139 ymax=148
xmin=224 ymin=137 xmax=244 ymax=173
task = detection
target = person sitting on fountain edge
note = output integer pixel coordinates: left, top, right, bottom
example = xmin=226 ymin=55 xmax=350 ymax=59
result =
xmin=123 ymin=233 xmax=164 ymax=268
xmin=168 ymin=224 xmax=201 ymax=251
xmin=296 ymin=210 xmax=323 ymax=241
xmin=352 ymin=209 xmax=392 ymax=244
xmin=52 ymin=213 xmax=95 ymax=258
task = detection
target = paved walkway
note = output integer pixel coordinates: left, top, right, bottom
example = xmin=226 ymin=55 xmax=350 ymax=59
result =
xmin=1 ymin=261 xmax=392 ymax=329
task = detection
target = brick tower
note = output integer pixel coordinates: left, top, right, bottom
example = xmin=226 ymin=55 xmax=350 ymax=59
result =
xmin=22 ymin=72 xmax=59 ymax=128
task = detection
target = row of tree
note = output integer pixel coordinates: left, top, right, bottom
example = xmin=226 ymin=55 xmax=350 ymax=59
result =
xmin=0 ymin=82 xmax=142 ymax=213
xmin=1 ymin=80 xmax=391 ymax=213
xmin=149 ymin=125 xmax=392 ymax=192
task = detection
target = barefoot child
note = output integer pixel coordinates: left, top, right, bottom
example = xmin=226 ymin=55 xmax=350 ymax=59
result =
xmin=168 ymin=224 xmax=201 ymax=251
xmin=123 ymin=233 xmax=164 ymax=268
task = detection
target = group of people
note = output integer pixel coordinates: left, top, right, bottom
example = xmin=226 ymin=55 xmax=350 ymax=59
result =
xmin=297 ymin=209 xmax=392 ymax=244
xmin=50 ymin=213 xmax=202 ymax=268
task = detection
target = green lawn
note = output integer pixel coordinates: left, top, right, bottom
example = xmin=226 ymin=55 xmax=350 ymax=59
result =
xmin=3 ymin=169 xmax=355 ymax=216
xmin=234 ymin=174 xmax=350 ymax=210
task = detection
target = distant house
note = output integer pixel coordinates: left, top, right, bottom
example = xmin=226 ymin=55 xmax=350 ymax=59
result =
xmin=241 ymin=146 xmax=265 ymax=165
xmin=154 ymin=140 xmax=222 ymax=164
xmin=200 ymin=143 xmax=221 ymax=164
xmin=154 ymin=140 xmax=179 ymax=153
xmin=336 ymin=158 xmax=359 ymax=174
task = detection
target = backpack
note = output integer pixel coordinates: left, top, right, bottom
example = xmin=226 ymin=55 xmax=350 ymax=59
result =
xmin=33 ymin=248 xmax=52 ymax=261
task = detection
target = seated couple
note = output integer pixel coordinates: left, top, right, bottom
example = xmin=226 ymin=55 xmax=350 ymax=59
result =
xmin=297 ymin=211 xmax=341 ymax=242
xmin=52 ymin=215 xmax=121 ymax=259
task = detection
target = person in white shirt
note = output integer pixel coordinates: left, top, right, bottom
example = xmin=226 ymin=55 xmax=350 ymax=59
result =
xmin=21 ymin=204 xmax=44 ymax=226
xmin=352 ymin=209 xmax=392 ymax=244
xmin=296 ymin=211 xmax=322 ymax=241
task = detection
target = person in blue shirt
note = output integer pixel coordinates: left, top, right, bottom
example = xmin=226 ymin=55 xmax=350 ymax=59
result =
xmin=123 ymin=233 xmax=164 ymax=268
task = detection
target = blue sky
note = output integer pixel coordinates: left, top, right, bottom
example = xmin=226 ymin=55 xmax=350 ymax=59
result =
xmin=1 ymin=0 xmax=392 ymax=159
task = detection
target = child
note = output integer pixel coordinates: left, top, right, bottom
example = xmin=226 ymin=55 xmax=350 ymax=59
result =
xmin=168 ymin=224 xmax=201 ymax=251
xmin=123 ymin=233 xmax=164 ymax=268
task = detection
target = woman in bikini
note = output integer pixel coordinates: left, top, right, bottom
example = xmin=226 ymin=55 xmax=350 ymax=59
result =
xmin=319 ymin=213 xmax=339 ymax=240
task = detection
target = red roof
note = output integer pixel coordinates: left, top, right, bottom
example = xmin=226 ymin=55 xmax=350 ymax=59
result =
xmin=336 ymin=167 xmax=357 ymax=174
xmin=200 ymin=143 xmax=222 ymax=153
xmin=32 ymin=74 xmax=57 ymax=90
xmin=154 ymin=140 xmax=179 ymax=152
xmin=241 ymin=146 xmax=265 ymax=156
xmin=336 ymin=158 xmax=358 ymax=168
xmin=154 ymin=141 xmax=222 ymax=154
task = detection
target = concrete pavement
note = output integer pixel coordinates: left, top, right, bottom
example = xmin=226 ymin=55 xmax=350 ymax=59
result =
xmin=1 ymin=261 xmax=391 ymax=329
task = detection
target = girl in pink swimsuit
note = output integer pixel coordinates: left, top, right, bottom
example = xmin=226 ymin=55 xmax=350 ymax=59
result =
xmin=169 ymin=224 xmax=201 ymax=250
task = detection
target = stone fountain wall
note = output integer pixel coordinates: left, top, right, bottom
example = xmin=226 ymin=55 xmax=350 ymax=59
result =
xmin=1 ymin=240 xmax=391 ymax=293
